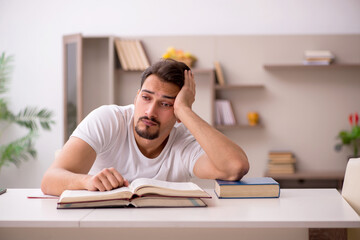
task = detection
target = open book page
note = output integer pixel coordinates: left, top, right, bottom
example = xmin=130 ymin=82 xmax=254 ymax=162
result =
xmin=129 ymin=178 xmax=210 ymax=198
xmin=59 ymin=187 xmax=133 ymax=203
xmin=130 ymin=178 xmax=203 ymax=191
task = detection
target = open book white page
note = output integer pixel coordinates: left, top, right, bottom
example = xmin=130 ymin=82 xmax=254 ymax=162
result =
xmin=130 ymin=178 xmax=203 ymax=192
xmin=59 ymin=186 xmax=132 ymax=201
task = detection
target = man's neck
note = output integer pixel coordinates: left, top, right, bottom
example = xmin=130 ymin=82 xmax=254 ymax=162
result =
xmin=135 ymin=136 xmax=169 ymax=158
xmin=135 ymin=137 xmax=169 ymax=158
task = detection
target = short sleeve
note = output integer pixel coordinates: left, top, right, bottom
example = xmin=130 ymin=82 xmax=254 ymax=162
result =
xmin=174 ymin=125 xmax=205 ymax=177
xmin=71 ymin=105 xmax=125 ymax=154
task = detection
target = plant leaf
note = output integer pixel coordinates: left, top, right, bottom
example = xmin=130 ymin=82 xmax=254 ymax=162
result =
xmin=0 ymin=131 xmax=38 ymax=168
xmin=0 ymin=51 xmax=55 ymax=170
xmin=0 ymin=53 xmax=14 ymax=95
xmin=14 ymin=107 xmax=55 ymax=131
xmin=351 ymin=126 xmax=360 ymax=138
xmin=338 ymin=131 xmax=352 ymax=145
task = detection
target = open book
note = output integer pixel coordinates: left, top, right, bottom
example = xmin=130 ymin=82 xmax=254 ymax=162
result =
xmin=57 ymin=178 xmax=211 ymax=209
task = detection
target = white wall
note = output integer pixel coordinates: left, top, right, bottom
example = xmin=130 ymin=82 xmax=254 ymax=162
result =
xmin=0 ymin=0 xmax=360 ymax=187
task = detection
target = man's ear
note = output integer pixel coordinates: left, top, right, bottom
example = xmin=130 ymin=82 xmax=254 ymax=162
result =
xmin=134 ymin=89 xmax=140 ymax=104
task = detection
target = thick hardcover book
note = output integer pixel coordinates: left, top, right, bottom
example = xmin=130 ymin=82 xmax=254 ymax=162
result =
xmin=57 ymin=178 xmax=211 ymax=209
xmin=214 ymin=177 xmax=280 ymax=199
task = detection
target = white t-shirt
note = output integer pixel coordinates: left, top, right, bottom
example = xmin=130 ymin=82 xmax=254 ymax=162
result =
xmin=71 ymin=104 xmax=204 ymax=182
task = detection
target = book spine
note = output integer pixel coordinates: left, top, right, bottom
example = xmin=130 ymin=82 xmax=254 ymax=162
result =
xmin=214 ymin=61 xmax=225 ymax=85
xmin=135 ymin=40 xmax=150 ymax=70
xmin=129 ymin=40 xmax=142 ymax=71
xmin=115 ymin=40 xmax=129 ymax=70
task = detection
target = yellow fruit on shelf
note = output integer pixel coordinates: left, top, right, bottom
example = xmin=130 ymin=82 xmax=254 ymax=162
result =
xmin=162 ymin=47 xmax=197 ymax=67
xmin=162 ymin=53 xmax=171 ymax=59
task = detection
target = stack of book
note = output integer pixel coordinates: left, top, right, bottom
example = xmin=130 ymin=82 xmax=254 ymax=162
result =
xmin=215 ymin=99 xmax=236 ymax=126
xmin=115 ymin=39 xmax=150 ymax=71
xmin=267 ymin=151 xmax=296 ymax=174
xmin=303 ymin=50 xmax=335 ymax=65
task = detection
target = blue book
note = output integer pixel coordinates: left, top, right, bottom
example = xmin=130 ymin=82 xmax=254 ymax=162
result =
xmin=214 ymin=177 xmax=280 ymax=199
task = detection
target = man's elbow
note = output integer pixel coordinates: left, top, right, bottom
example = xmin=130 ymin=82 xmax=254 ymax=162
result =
xmin=40 ymin=172 xmax=51 ymax=195
xmin=41 ymin=169 xmax=60 ymax=196
xmin=227 ymin=156 xmax=250 ymax=181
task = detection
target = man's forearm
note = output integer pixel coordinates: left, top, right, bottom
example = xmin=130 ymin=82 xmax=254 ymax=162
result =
xmin=41 ymin=168 xmax=89 ymax=196
xmin=177 ymin=107 xmax=249 ymax=178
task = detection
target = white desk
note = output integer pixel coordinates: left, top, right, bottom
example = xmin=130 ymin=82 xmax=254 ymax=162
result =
xmin=1 ymin=188 xmax=359 ymax=240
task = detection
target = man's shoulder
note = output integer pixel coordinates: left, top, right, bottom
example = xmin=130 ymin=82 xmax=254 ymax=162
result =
xmin=172 ymin=122 xmax=194 ymax=141
xmin=97 ymin=104 xmax=134 ymax=112
xmin=94 ymin=104 xmax=134 ymax=117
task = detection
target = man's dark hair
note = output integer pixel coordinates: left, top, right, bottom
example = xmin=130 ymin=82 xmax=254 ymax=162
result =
xmin=140 ymin=59 xmax=190 ymax=89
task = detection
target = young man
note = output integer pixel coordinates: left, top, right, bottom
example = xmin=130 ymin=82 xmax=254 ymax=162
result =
xmin=41 ymin=59 xmax=249 ymax=196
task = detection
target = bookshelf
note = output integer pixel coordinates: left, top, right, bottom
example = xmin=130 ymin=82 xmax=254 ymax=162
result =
xmin=213 ymin=60 xmax=265 ymax=129
xmin=214 ymin=83 xmax=265 ymax=130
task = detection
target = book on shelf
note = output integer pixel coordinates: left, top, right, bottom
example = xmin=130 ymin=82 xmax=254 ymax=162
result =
xmin=267 ymin=151 xmax=296 ymax=174
xmin=304 ymin=50 xmax=334 ymax=59
xmin=115 ymin=40 xmax=129 ymax=70
xmin=269 ymin=155 xmax=296 ymax=163
xmin=115 ymin=39 xmax=150 ymax=71
xmin=269 ymin=157 xmax=296 ymax=164
xmin=121 ymin=40 xmax=135 ymax=70
xmin=128 ymin=40 xmax=142 ymax=70
xmin=303 ymin=60 xmax=331 ymax=66
xmin=135 ymin=40 xmax=150 ymax=69
xmin=214 ymin=177 xmax=280 ymax=199
xmin=267 ymin=163 xmax=295 ymax=174
xmin=57 ymin=178 xmax=211 ymax=209
xmin=124 ymin=40 xmax=138 ymax=70
xmin=214 ymin=61 xmax=226 ymax=86
xmin=269 ymin=151 xmax=293 ymax=160
xmin=303 ymin=50 xmax=334 ymax=65
xmin=215 ymin=99 xmax=236 ymax=126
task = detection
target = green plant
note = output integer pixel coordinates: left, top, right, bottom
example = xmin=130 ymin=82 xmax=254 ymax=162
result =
xmin=0 ymin=52 xmax=55 ymax=169
xmin=335 ymin=113 xmax=360 ymax=157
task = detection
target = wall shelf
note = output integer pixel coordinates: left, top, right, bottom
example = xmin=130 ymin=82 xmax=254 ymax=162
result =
xmin=263 ymin=63 xmax=360 ymax=70
xmin=216 ymin=124 xmax=263 ymax=130
xmin=265 ymin=170 xmax=345 ymax=190
xmin=117 ymin=68 xmax=214 ymax=74
xmin=215 ymin=84 xmax=265 ymax=90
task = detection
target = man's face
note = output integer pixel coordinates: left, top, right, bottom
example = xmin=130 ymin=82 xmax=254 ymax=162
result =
xmin=134 ymin=74 xmax=180 ymax=140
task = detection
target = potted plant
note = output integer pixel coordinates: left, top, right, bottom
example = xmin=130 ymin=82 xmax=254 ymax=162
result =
xmin=0 ymin=52 xmax=55 ymax=170
xmin=335 ymin=113 xmax=360 ymax=158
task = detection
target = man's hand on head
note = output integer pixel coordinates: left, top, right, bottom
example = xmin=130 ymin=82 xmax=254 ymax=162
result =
xmin=174 ymin=70 xmax=196 ymax=121
xmin=84 ymin=167 xmax=129 ymax=191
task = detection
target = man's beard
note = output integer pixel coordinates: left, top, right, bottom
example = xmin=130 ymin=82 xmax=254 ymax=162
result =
xmin=135 ymin=116 xmax=161 ymax=140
